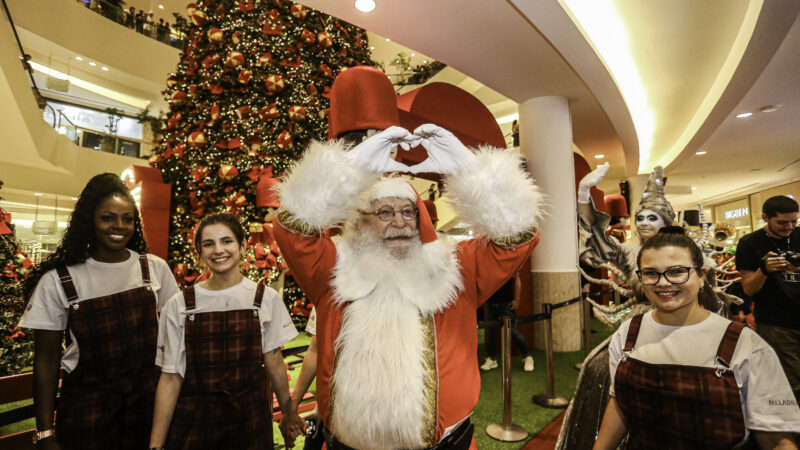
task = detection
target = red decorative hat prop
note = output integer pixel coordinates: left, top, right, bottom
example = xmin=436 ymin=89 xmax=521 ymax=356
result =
xmin=604 ymin=194 xmax=629 ymax=218
xmin=328 ymin=66 xmax=399 ymax=139
xmin=256 ymin=166 xmax=280 ymax=208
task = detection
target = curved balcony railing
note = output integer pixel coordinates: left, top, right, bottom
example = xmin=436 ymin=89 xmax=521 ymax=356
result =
xmin=74 ymin=0 xmax=187 ymax=50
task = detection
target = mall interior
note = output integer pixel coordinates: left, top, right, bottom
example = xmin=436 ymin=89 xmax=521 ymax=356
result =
xmin=0 ymin=0 xmax=799 ymax=448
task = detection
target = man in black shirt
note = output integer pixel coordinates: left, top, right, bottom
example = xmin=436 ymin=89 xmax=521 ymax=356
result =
xmin=736 ymin=195 xmax=800 ymax=402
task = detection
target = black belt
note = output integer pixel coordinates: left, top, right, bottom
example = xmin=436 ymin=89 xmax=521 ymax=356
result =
xmin=323 ymin=419 xmax=473 ymax=450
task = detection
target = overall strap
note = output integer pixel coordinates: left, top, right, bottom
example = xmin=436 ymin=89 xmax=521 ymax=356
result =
xmin=623 ymin=314 xmax=645 ymax=352
xmin=55 ymin=266 xmax=79 ymax=302
xmin=138 ymin=254 xmax=151 ymax=283
xmin=184 ymin=286 xmax=197 ymax=311
xmin=715 ymin=321 xmax=746 ymax=368
xmin=253 ymin=283 xmax=265 ymax=309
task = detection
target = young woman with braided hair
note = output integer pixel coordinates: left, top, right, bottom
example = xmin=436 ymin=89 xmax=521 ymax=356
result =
xmin=20 ymin=173 xmax=180 ymax=449
xmin=594 ymin=226 xmax=800 ymax=450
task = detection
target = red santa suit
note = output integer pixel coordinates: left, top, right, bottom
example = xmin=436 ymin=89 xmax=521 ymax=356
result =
xmin=274 ymin=138 xmax=543 ymax=449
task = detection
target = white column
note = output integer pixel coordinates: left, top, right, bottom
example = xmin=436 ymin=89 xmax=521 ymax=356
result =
xmin=519 ymin=96 xmax=581 ymax=352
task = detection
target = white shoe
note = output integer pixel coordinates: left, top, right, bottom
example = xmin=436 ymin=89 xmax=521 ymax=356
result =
xmin=523 ymin=355 xmax=534 ymax=372
xmin=480 ymin=357 xmax=498 ymax=371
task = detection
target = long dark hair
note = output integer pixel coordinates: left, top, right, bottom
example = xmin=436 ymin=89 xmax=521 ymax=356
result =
xmin=23 ymin=173 xmax=147 ymax=298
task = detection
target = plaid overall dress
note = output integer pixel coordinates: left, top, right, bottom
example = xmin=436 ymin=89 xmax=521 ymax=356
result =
xmin=55 ymin=254 xmax=160 ymax=449
xmin=166 ymin=284 xmax=272 ymax=450
xmin=615 ymin=314 xmax=747 ymax=449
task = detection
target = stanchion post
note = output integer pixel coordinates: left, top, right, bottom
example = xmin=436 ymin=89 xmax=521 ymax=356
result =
xmin=533 ymin=303 xmax=569 ymax=408
xmin=486 ymin=315 xmax=528 ymax=442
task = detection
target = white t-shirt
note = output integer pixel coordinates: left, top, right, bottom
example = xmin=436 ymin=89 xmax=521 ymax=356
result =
xmin=19 ymin=250 xmax=179 ymax=372
xmin=609 ymin=311 xmax=800 ymax=433
xmin=305 ymin=306 xmax=317 ymax=335
xmin=156 ymin=277 xmax=298 ymax=378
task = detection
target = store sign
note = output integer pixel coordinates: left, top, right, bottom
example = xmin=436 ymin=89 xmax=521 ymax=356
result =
xmin=724 ymin=207 xmax=749 ymax=220
xmin=32 ymin=221 xmax=57 ymax=235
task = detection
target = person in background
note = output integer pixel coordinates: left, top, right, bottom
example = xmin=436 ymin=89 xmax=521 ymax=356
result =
xmin=735 ymin=195 xmax=800 ymax=403
xmin=143 ymin=12 xmax=155 ymax=37
xmin=156 ymin=18 xmax=169 ymax=43
xmin=124 ymin=6 xmax=135 ymax=29
xmin=19 ymin=173 xmax=180 ymax=449
xmin=288 ymin=307 xmax=323 ymax=450
xmin=480 ymin=272 xmax=534 ymax=372
xmin=135 ymin=10 xmax=145 ymax=34
xmin=149 ymin=213 xmax=304 ymax=449
xmin=594 ymin=227 xmax=800 ymax=450
xmin=511 ymin=119 xmax=519 ymax=147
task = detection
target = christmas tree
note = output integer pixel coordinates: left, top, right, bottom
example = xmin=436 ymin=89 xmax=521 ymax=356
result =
xmin=150 ymin=0 xmax=374 ymax=324
xmin=0 ymin=181 xmax=35 ymax=376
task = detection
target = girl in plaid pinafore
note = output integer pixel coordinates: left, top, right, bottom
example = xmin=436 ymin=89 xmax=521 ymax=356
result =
xmin=150 ymin=213 xmax=304 ymax=449
xmin=20 ymin=173 xmax=180 ymax=449
xmin=593 ymin=228 xmax=800 ymax=449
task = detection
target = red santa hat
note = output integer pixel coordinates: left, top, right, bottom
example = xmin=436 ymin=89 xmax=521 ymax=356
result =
xmin=327 ymin=66 xmax=399 ymax=139
xmin=360 ymin=177 xmax=437 ymax=244
xmin=604 ymin=194 xmax=629 ymax=218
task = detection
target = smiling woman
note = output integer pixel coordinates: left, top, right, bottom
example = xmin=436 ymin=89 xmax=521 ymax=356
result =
xmin=593 ymin=227 xmax=800 ymax=449
xmin=18 ymin=173 xmax=180 ymax=449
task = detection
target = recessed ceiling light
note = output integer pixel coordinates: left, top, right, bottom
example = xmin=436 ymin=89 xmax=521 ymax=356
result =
xmin=89 ymin=62 xmax=96 ymax=66
xmin=369 ymin=46 xmax=374 ymax=50
xmin=158 ymin=4 xmax=164 ymax=9
xmin=71 ymin=197 xmax=78 ymax=201
xmin=34 ymin=193 xmax=43 ymax=196
xmin=386 ymin=38 xmax=390 ymax=42
xmin=423 ymin=60 xmax=428 ymax=63
xmin=101 ymin=66 xmax=109 ymax=71
xmin=354 ymin=0 xmax=375 ymax=12
xmin=736 ymin=112 xmax=752 ymax=118
xmin=411 ymin=53 xmax=415 ymax=57
xmin=75 ymin=56 xmax=83 ymax=61
xmin=691 ymin=187 xmax=697 ymax=191
xmin=594 ymin=154 xmax=605 ymax=159
xmin=759 ymin=104 xmax=781 ymax=113
xmin=695 ymin=151 xmax=707 ymax=155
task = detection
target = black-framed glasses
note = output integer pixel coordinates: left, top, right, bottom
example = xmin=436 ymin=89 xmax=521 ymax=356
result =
xmin=362 ymin=205 xmax=418 ymax=222
xmin=635 ymin=266 xmax=700 ymax=286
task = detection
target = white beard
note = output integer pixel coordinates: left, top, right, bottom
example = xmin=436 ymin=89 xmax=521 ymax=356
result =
xmin=328 ymin=231 xmax=462 ymax=449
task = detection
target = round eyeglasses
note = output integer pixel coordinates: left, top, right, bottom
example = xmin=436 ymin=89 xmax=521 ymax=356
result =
xmin=635 ymin=266 xmax=700 ymax=286
xmin=363 ymin=206 xmax=418 ymax=222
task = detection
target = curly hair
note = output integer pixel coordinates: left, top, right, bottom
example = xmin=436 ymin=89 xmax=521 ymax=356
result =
xmin=23 ymin=173 xmax=148 ymax=299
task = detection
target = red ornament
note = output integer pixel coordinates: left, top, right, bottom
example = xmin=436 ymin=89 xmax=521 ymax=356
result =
xmin=170 ymin=91 xmax=188 ymax=105
xmin=319 ymin=63 xmax=333 ymax=78
xmin=288 ymin=105 xmax=306 ymax=122
xmin=167 ymin=112 xmax=183 ymax=129
xmin=218 ymin=165 xmax=239 ymax=182
xmin=317 ymin=32 xmax=333 ymax=48
xmin=235 ymin=106 xmax=251 ymax=119
xmin=237 ymin=69 xmax=253 ymax=84
xmin=166 ymin=76 xmax=178 ymax=87
xmin=262 ymin=21 xmax=282 ymax=35
xmin=207 ymin=28 xmax=223 ymax=43
xmin=207 ymin=83 xmax=224 ymax=95
xmin=232 ymin=30 xmax=243 ymax=44
xmin=300 ymin=28 xmax=315 ymax=45
xmin=256 ymin=53 xmax=273 ymax=67
xmin=186 ymin=3 xmax=198 ymax=16
xmin=258 ymin=104 xmax=279 ymax=121
xmin=290 ymin=4 xmax=307 ymax=19
xmin=201 ymin=54 xmax=220 ymax=69
xmin=188 ymin=84 xmax=199 ymax=97
xmin=304 ymin=83 xmax=317 ymax=95
xmin=209 ymin=104 xmax=220 ymax=122
xmin=188 ymin=132 xmax=206 ymax=148
xmin=267 ymin=9 xmax=280 ymax=21
xmin=265 ymin=75 xmax=285 ymax=93
xmin=189 ymin=9 xmax=206 ymax=26
xmin=191 ymin=165 xmax=210 ymax=182
xmin=275 ymin=130 xmax=293 ymax=149
xmin=226 ymin=51 xmax=245 ymax=68
xmin=237 ymin=0 xmax=255 ymax=12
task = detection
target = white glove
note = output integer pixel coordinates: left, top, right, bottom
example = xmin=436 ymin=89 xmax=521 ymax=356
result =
xmin=408 ymin=124 xmax=476 ymax=175
xmin=345 ymin=126 xmax=412 ymax=173
xmin=577 ymin=162 xmax=609 ymax=204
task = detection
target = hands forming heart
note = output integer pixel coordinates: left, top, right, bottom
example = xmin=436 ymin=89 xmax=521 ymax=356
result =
xmin=345 ymin=124 xmax=476 ymax=175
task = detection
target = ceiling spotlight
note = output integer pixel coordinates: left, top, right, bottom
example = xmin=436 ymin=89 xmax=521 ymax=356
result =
xmin=71 ymin=197 xmax=78 ymax=201
xmin=34 ymin=193 xmax=43 ymax=196
xmin=89 ymin=61 xmax=96 ymax=66
xmin=354 ymin=0 xmax=375 ymax=12
xmin=594 ymin=154 xmax=605 ymax=159
xmin=695 ymin=151 xmax=707 ymax=155
xmin=101 ymin=66 xmax=109 ymax=71
xmin=691 ymin=186 xmax=697 ymax=191
xmin=736 ymin=112 xmax=752 ymax=118
xmin=385 ymin=38 xmax=390 ymax=42
xmin=759 ymin=104 xmax=781 ymax=113
xmin=370 ymin=46 xmax=374 ymax=50
xmin=158 ymin=4 xmax=164 ymax=9
xmin=75 ymin=56 xmax=83 ymax=61
xmin=411 ymin=53 xmax=415 ymax=57
xmin=423 ymin=60 xmax=428 ymax=63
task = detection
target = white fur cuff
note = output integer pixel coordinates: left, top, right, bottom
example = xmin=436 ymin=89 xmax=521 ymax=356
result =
xmin=277 ymin=140 xmax=379 ymax=231
xmin=446 ymin=148 xmax=545 ymax=240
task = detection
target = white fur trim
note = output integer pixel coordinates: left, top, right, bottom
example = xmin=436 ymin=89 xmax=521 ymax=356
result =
xmin=446 ymin=148 xmax=545 ymax=240
xmin=361 ymin=177 xmax=418 ymax=206
xmin=329 ymin=237 xmax=462 ymax=448
xmin=277 ymin=140 xmax=379 ymax=231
